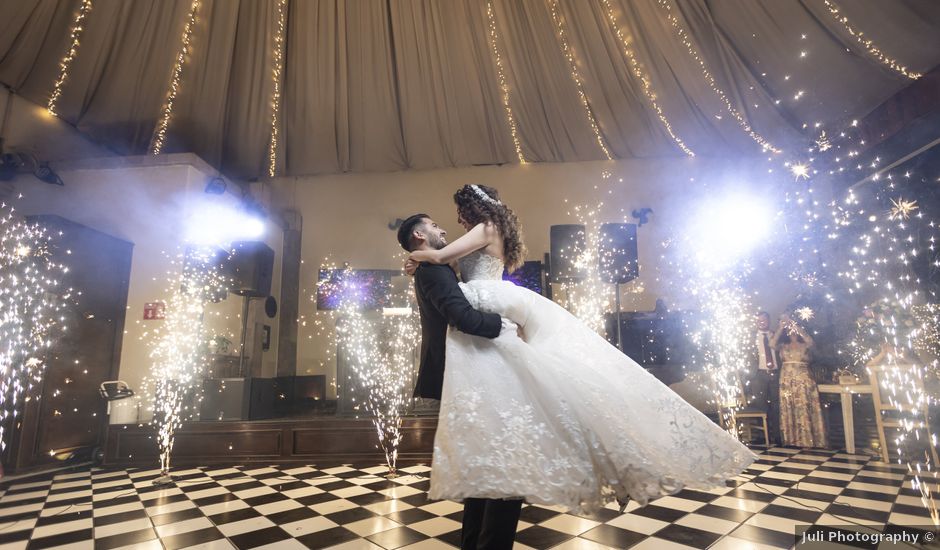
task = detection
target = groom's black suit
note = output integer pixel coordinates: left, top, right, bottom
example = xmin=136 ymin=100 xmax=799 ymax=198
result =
xmin=413 ymin=262 xmax=501 ymax=399
xmin=412 ymin=262 xmax=523 ymax=550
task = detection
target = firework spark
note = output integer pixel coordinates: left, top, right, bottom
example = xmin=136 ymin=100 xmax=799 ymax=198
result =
xmin=889 ymin=198 xmax=918 ymax=220
xmin=147 ymin=246 xmax=232 ymax=476
xmin=795 ymin=307 xmax=815 ymax=321
xmin=790 ymin=163 xmax=811 ymax=180
xmin=0 ymin=201 xmax=70 ymax=451
xmin=557 ymin=204 xmax=616 ymax=335
xmin=323 ymin=264 xmax=420 ymax=475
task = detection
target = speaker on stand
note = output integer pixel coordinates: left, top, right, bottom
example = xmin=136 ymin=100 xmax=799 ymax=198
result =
xmin=549 ymin=224 xmax=586 ymax=313
xmin=542 ymin=253 xmax=553 ymax=300
xmin=598 ymin=223 xmax=639 ymax=352
xmin=549 ymin=224 xmax=587 ymax=283
xmin=224 ymin=241 xmax=275 ymax=378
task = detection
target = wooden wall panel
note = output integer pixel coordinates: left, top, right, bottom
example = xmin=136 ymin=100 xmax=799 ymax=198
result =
xmin=105 ymin=417 xmax=437 ymax=467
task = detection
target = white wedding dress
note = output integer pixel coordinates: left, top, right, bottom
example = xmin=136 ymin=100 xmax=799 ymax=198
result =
xmin=428 ymin=251 xmax=758 ymax=512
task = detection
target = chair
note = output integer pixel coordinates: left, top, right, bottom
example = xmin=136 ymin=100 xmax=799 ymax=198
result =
xmin=714 ymin=379 xmax=770 ymax=446
xmin=869 ymin=363 xmax=939 ymax=464
xmin=735 ymin=409 xmax=771 ymax=446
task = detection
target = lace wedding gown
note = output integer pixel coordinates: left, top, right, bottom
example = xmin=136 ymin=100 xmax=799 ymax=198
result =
xmin=429 ymin=251 xmax=758 ymax=512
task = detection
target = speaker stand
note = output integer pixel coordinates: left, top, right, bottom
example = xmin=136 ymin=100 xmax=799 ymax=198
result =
xmin=614 ymin=282 xmax=623 ymax=352
xmin=238 ymin=295 xmax=251 ymax=377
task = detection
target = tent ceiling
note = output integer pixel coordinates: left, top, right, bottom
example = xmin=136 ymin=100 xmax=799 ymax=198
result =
xmin=1 ymin=0 xmax=938 ymax=179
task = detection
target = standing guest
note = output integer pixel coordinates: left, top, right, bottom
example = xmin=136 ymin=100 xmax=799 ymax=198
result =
xmin=774 ymin=313 xmax=827 ymax=448
xmin=749 ymin=311 xmax=781 ymax=445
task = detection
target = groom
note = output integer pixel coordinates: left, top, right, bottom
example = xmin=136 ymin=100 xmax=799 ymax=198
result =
xmin=397 ymin=213 xmax=523 ymax=550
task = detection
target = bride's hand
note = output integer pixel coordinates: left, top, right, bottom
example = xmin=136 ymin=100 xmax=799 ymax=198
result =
xmin=403 ymin=258 xmax=418 ymax=276
xmin=409 ymin=249 xmax=442 ymax=264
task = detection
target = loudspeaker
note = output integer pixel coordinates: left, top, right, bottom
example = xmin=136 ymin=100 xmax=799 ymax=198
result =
xmin=598 ymin=223 xmax=639 ymax=284
xmin=226 ymin=241 xmax=275 ymax=297
xmin=550 ymin=224 xmax=586 ymax=282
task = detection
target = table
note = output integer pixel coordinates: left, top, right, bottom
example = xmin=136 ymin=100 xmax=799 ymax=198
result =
xmin=817 ymin=383 xmax=872 ymax=454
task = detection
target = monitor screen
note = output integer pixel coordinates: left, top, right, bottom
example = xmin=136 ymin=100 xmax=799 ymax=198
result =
xmin=503 ymin=261 xmax=543 ymax=295
xmin=317 ymin=269 xmax=394 ymax=310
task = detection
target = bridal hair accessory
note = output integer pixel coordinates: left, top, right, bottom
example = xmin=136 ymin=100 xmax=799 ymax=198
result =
xmin=470 ymin=184 xmax=501 ymax=206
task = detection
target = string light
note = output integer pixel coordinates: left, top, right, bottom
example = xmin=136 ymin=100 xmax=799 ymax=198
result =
xmin=822 ymin=0 xmax=921 ymax=80
xmin=47 ymin=0 xmax=93 ymax=116
xmin=655 ymin=0 xmax=780 ymax=154
xmin=267 ymin=0 xmax=288 ymax=178
xmin=599 ymin=0 xmax=694 ymax=157
xmin=546 ymin=0 xmax=612 ymax=160
xmin=150 ymin=0 xmax=201 ymax=155
xmin=485 ymin=0 xmax=526 ymax=164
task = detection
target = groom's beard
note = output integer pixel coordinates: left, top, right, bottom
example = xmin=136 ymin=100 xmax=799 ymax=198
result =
xmin=427 ymin=234 xmax=447 ymax=250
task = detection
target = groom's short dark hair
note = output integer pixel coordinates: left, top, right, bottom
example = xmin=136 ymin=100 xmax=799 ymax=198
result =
xmin=398 ymin=213 xmax=430 ymax=252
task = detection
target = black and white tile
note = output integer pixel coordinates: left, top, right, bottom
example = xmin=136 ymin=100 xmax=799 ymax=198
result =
xmin=0 ymin=447 xmax=936 ymax=550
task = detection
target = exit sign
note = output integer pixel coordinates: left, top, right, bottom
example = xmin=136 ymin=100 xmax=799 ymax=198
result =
xmin=144 ymin=302 xmax=166 ymax=320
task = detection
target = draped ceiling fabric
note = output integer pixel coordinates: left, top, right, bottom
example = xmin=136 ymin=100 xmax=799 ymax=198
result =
xmin=1 ymin=0 xmax=939 ymax=179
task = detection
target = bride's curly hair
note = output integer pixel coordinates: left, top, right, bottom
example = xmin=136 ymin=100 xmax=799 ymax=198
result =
xmin=454 ymin=184 xmax=527 ymax=272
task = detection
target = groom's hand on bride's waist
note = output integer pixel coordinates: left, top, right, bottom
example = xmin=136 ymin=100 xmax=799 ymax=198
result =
xmin=500 ymin=317 xmax=522 ymax=338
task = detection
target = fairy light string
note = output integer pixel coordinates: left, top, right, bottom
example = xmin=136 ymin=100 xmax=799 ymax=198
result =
xmin=47 ymin=0 xmax=93 ymax=116
xmin=150 ymin=0 xmax=201 ymax=155
xmin=546 ymin=0 xmax=612 ymax=160
xmin=823 ymin=0 xmax=922 ymax=80
xmin=485 ymin=0 xmax=526 ymax=164
xmin=267 ymin=0 xmax=288 ymax=178
xmin=599 ymin=0 xmax=694 ymax=157
xmin=655 ymin=0 xmax=781 ymax=154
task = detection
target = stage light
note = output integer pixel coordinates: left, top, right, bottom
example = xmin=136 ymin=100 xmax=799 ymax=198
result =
xmin=34 ymin=162 xmax=64 ymax=186
xmin=183 ymin=202 xmax=265 ymax=247
xmin=204 ymin=177 xmax=226 ymax=195
xmin=685 ymin=193 xmax=773 ymax=270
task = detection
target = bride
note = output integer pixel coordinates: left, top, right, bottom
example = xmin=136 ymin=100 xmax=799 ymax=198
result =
xmin=406 ymin=183 xmax=757 ymax=513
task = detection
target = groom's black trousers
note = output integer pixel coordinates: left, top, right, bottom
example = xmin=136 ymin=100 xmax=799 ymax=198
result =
xmin=461 ymin=498 xmax=523 ymax=550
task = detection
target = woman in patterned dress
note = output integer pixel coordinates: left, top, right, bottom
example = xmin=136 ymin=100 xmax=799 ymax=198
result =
xmin=774 ymin=313 xmax=827 ymax=447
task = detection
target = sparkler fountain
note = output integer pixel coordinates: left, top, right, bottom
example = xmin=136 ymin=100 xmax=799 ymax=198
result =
xmin=146 ymin=201 xmax=260 ymax=485
xmin=0 ymin=200 xmax=69 ymax=456
xmin=148 ymin=245 xmax=231 ymax=484
xmin=326 ymin=264 xmax=420 ymax=476
xmin=674 ymin=193 xmax=776 ymax=435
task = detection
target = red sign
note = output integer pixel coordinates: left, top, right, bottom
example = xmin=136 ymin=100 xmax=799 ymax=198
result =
xmin=144 ymin=302 xmax=166 ymax=320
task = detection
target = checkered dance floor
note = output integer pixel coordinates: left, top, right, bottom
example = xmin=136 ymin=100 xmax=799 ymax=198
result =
xmin=0 ymin=447 xmax=936 ymax=550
